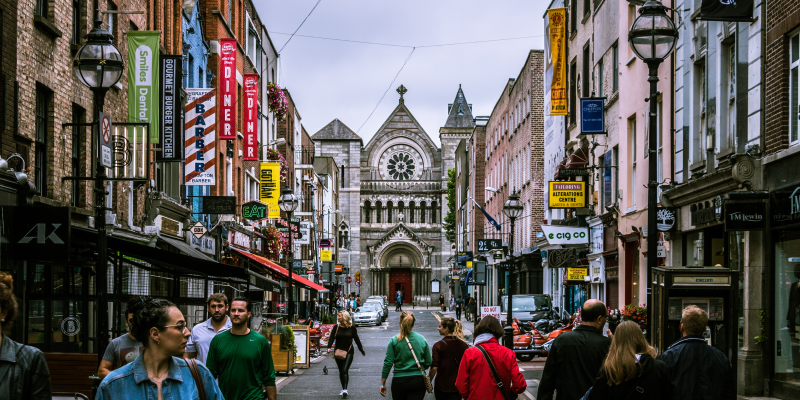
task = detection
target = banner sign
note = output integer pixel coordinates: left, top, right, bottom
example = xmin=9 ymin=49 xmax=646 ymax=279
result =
xmin=567 ymin=268 xmax=588 ymax=281
xmin=699 ymin=0 xmax=754 ymax=22
xmin=725 ymin=202 xmax=766 ymax=231
xmin=158 ymin=55 xmax=182 ymax=161
xmin=580 ymin=98 xmax=605 ymax=134
xmin=548 ymin=181 xmax=586 ymax=208
xmin=259 ymin=162 xmax=281 ymax=218
xmin=548 ymin=248 xmax=577 ymax=269
xmin=243 ymin=73 xmax=259 ymax=160
xmin=219 ymin=38 xmax=237 ymax=140
xmin=202 ymin=196 xmax=236 ymax=214
xmin=771 ymin=184 xmax=800 ymax=229
xmin=184 ymin=88 xmax=216 ymax=185
xmin=541 ymin=225 xmax=589 ymax=244
xmin=127 ymin=31 xmax=160 ymax=143
xmin=548 ymin=8 xmax=567 ymax=116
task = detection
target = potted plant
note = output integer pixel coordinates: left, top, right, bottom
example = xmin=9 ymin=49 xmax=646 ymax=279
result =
xmin=267 ymin=82 xmax=288 ymax=120
xmin=263 ymin=324 xmax=296 ymax=372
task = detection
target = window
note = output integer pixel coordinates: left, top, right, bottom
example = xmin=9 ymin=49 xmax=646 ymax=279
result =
xmin=726 ymin=41 xmax=736 ymax=148
xmin=583 ymin=43 xmax=590 ymax=97
xmin=571 ymin=0 xmax=578 ymax=33
xmin=188 ymin=54 xmax=194 ymax=88
xmin=570 ymin=62 xmax=577 ymax=125
xmin=376 ymin=201 xmax=382 ymax=223
xmin=364 ymin=201 xmax=371 ymax=223
xmin=597 ymin=59 xmax=604 ymax=98
xmin=107 ymin=2 xmax=117 ymax=46
xmin=36 ymin=0 xmax=47 ymax=17
xmin=790 ymin=31 xmax=799 ymax=144
xmin=629 ymin=116 xmax=637 ymax=209
xmin=71 ymin=105 xmax=86 ymax=207
xmin=584 ymin=0 xmax=590 ymax=17
xmin=72 ymin=0 xmax=81 ymax=45
xmin=228 ymin=0 xmax=233 ymax=30
xmin=35 ymin=87 xmax=51 ymax=198
xmin=198 ymin=67 xmax=203 ymax=88
xmin=612 ymin=43 xmax=619 ymax=93
xmin=628 ymin=5 xmax=637 ymax=58
xmin=601 ymin=150 xmax=613 ymax=209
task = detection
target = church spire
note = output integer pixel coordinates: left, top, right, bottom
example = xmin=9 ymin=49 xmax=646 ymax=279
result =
xmin=444 ymin=84 xmax=475 ymax=128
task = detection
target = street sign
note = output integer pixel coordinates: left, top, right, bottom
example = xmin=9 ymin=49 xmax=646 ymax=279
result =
xmin=319 ymin=238 xmax=332 ymax=247
xmin=335 ymin=264 xmax=344 ymax=273
xmin=191 ymin=221 xmax=207 ymax=239
xmin=355 ymin=281 xmax=361 ymax=287
xmin=481 ymin=306 xmax=501 ymax=319
xmin=99 ymin=112 xmax=112 ymax=168
xmin=477 ymin=239 xmax=502 ymax=252
xmin=291 ymin=259 xmax=303 ymax=271
xmin=241 ymin=200 xmax=268 ymax=220
xmin=354 ymin=271 xmax=362 ymax=282
xmin=306 ymin=269 xmax=316 ymax=275
xmin=657 ymin=246 xmax=666 ymax=258
xmin=345 ymin=276 xmax=352 ymax=284
xmin=321 ymin=250 xmax=332 ymax=261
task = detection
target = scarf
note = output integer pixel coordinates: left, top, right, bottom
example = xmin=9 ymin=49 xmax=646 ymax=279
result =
xmin=474 ymin=333 xmax=495 ymax=346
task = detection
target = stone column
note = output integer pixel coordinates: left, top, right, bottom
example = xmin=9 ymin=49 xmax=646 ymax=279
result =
xmin=738 ymin=230 xmax=764 ymax=395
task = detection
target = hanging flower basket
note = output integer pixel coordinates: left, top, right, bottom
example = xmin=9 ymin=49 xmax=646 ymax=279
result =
xmin=264 ymin=148 xmax=288 ymax=183
xmin=267 ymin=82 xmax=288 ymax=120
xmin=261 ymin=225 xmax=288 ymax=259
xmin=620 ymin=304 xmax=648 ymax=331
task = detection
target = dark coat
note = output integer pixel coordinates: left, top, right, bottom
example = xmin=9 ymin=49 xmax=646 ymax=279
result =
xmin=657 ymin=336 xmax=735 ymax=400
xmin=0 ymin=335 xmax=51 ymax=400
xmin=538 ymin=325 xmax=612 ymax=400
xmin=588 ymin=353 xmax=670 ymax=400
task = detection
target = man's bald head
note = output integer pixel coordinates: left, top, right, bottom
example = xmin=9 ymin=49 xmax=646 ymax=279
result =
xmin=581 ymin=299 xmax=608 ymax=325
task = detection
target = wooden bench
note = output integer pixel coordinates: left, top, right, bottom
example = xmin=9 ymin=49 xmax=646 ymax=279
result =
xmin=44 ymin=353 xmax=96 ymax=399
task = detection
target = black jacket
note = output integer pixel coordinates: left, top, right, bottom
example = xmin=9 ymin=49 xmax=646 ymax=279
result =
xmin=588 ymin=353 xmax=670 ymax=400
xmin=538 ymin=325 xmax=612 ymax=400
xmin=0 ymin=335 xmax=51 ymax=400
xmin=657 ymin=336 xmax=735 ymax=400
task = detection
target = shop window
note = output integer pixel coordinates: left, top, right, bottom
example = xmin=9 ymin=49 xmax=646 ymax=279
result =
xmin=773 ymin=230 xmax=800 ymax=382
xmin=790 ymin=31 xmax=799 ymax=145
xmin=35 ymin=86 xmax=52 ymax=198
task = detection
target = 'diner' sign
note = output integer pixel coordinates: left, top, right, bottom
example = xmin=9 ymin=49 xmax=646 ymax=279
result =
xmin=548 ymin=181 xmax=586 ymax=208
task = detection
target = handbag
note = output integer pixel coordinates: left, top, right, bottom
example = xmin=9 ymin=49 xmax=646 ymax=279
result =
xmin=441 ymin=338 xmax=462 ymax=366
xmin=333 ymin=325 xmax=351 ymax=360
xmin=184 ymin=358 xmax=207 ymax=400
xmin=476 ymin=344 xmax=514 ymax=400
xmin=405 ymin=338 xmax=434 ymax=393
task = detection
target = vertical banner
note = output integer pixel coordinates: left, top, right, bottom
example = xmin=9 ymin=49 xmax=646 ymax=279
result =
xmin=259 ymin=162 xmax=281 ymax=218
xmin=158 ymin=55 xmax=183 ymax=161
xmin=219 ymin=38 xmax=237 ymax=140
xmin=548 ymin=8 xmax=567 ymax=116
xmin=185 ymin=88 xmax=216 ymax=186
xmin=243 ymin=73 xmax=259 ymax=160
xmin=127 ymin=31 xmax=161 ymax=143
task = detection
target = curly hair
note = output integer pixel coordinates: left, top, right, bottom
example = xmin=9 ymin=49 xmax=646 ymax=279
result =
xmin=129 ymin=298 xmax=175 ymax=347
xmin=0 ymin=272 xmax=18 ymax=335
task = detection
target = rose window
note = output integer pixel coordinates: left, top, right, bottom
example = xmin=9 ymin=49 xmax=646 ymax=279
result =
xmin=387 ymin=153 xmax=416 ymax=180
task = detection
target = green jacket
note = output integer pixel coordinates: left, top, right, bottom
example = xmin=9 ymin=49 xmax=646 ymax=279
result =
xmin=381 ymin=331 xmax=432 ymax=379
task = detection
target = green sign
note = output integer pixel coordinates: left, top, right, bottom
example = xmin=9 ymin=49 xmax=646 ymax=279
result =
xmin=127 ymin=31 xmax=160 ymax=143
xmin=242 ymin=200 xmax=268 ymax=220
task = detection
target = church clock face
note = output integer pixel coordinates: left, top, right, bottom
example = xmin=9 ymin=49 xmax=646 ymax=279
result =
xmin=379 ymin=145 xmax=424 ymax=181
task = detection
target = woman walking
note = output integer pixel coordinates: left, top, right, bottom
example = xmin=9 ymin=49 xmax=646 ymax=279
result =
xmin=429 ymin=317 xmax=469 ymax=400
xmin=456 ymin=316 xmax=526 ymax=400
xmin=327 ymin=311 xmax=365 ymax=398
xmin=95 ymin=298 xmax=224 ymax=399
xmin=0 ymin=272 xmax=51 ymax=400
xmin=584 ymin=321 xmax=669 ymax=400
xmin=468 ymin=298 xmax=478 ymax=322
xmin=380 ymin=311 xmax=432 ymax=400
xmin=439 ymin=294 xmax=446 ymax=312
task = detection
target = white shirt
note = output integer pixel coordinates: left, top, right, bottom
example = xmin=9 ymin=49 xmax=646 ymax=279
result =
xmin=185 ymin=316 xmax=232 ymax=364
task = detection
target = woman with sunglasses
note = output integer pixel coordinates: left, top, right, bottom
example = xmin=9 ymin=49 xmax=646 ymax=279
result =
xmin=95 ymin=298 xmax=224 ymax=399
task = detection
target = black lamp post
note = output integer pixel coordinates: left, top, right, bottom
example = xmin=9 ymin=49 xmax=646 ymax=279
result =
xmin=502 ymin=192 xmax=524 ymax=350
xmin=278 ymin=188 xmax=299 ymax=320
xmin=627 ymin=0 xmax=677 ymax=341
xmin=73 ymin=1 xmax=124 ymax=365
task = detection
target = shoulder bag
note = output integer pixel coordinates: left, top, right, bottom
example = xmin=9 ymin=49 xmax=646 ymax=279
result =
xmin=404 ymin=337 xmax=434 ymax=393
xmin=440 ymin=338 xmax=462 ymax=366
xmin=184 ymin=358 xmax=207 ymax=400
xmin=476 ymin=344 xmax=514 ymax=400
xmin=333 ymin=325 xmax=351 ymax=360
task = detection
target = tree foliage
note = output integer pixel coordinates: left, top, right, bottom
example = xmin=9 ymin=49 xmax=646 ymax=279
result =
xmin=443 ymin=168 xmax=457 ymax=242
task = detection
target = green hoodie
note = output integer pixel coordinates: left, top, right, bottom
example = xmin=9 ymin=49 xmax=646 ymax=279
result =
xmin=381 ymin=331 xmax=432 ymax=379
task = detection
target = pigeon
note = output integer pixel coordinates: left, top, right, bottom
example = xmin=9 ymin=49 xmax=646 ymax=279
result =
xmin=323 ymin=365 xmax=328 ymax=375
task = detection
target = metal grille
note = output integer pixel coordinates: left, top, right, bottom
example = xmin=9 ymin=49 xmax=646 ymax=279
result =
xmin=295 ymin=145 xmax=314 ymax=165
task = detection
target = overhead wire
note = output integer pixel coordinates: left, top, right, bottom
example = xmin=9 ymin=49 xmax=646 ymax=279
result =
xmin=270 ymin=32 xmax=544 ymax=49
xmin=278 ymin=0 xmax=323 ymax=53
xmin=356 ymin=47 xmax=416 ymax=133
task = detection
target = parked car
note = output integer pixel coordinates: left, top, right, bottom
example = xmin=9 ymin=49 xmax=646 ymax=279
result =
xmin=500 ymin=294 xmax=553 ymax=326
xmin=352 ymin=305 xmax=382 ymax=326
xmin=367 ymin=296 xmax=388 ymax=319
xmin=364 ymin=299 xmax=386 ymax=321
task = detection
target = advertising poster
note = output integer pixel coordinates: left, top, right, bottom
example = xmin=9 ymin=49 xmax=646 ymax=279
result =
xmin=548 ymin=8 xmax=567 ymax=116
xmin=259 ymin=162 xmax=281 ymax=218
xmin=219 ymin=38 xmax=237 ymax=140
xmin=288 ymin=325 xmax=310 ymax=368
xmin=184 ymin=88 xmax=216 ymax=185
xmin=127 ymin=31 xmax=160 ymax=143
xmin=318 ymin=324 xmax=336 ymax=347
xmin=158 ymin=55 xmax=182 ymax=161
xmin=243 ymin=73 xmax=259 ymax=160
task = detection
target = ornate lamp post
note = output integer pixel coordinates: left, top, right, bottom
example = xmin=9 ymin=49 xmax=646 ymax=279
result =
xmin=278 ymin=188 xmax=299 ymax=320
xmin=628 ymin=0 xmax=677 ymax=340
xmin=502 ymin=192 xmax=524 ymax=350
xmin=73 ymin=0 xmax=124 ymax=365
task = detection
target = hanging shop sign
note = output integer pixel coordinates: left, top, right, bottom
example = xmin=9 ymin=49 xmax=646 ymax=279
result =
xmin=580 ymin=98 xmax=605 ymax=134
xmin=242 ymin=200 xmax=268 ymax=220
xmin=276 ymin=218 xmax=299 ymax=239
xmin=243 ymin=73 xmax=259 ymax=160
xmin=657 ymin=207 xmax=677 ymax=231
xmin=219 ymin=38 xmax=237 ymax=140
xmin=202 ymin=196 xmax=236 ymax=214
xmin=548 ymin=181 xmax=586 ymax=208
xmin=295 ymin=222 xmax=312 ymax=245
xmin=228 ymin=229 xmax=251 ymax=250
xmin=191 ymin=234 xmax=215 ymax=255
xmin=191 ymin=221 xmax=207 ymax=239
xmin=558 ymin=168 xmax=591 ymax=177
xmin=156 ymin=215 xmax=182 ymax=237
xmin=699 ymin=0 xmax=754 ymax=22
xmin=184 ymin=88 xmax=216 ymax=186
xmin=321 ymin=250 xmax=332 ymax=261
xmin=548 ymin=248 xmax=577 ymax=269
xmin=548 ymin=8 xmax=567 ymax=116
xmin=457 ymin=251 xmax=473 ymax=267
xmin=335 ymin=264 xmax=344 ymax=273
xmin=771 ymin=185 xmax=800 ymax=229
xmin=541 ymin=225 xmax=589 ymax=245
xmin=319 ymin=238 xmax=332 ymax=247
xmin=725 ymin=202 xmax=766 ymax=231
xmin=158 ymin=55 xmax=182 ymax=161
xmin=259 ymin=162 xmax=281 ymax=218
xmin=7 ymin=206 xmax=71 ymax=261
xmin=477 ymin=239 xmax=502 ymax=252
xmin=567 ymin=268 xmax=588 ymax=281
xmin=127 ymin=31 xmax=160 ymax=143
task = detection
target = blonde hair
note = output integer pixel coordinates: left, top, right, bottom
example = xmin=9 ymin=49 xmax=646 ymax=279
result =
xmin=440 ymin=317 xmax=464 ymax=340
xmin=681 ymin=305 xmax=708 ymax=336
xmin=398 ymin=311 xmax=416 ymax=341
xmin=603 ymin=321 xmax=658 ymax=386
xmin=338 ymin=311 xmax=353 ymax=328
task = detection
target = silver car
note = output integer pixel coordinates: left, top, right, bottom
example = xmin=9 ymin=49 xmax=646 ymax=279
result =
xmin=367 ymin=296 xmax=389 ymax=320
xmin=353 ymin=305 xmax=381 ymax=326
xmin=364 ymin=300 xmax=385 ymax=321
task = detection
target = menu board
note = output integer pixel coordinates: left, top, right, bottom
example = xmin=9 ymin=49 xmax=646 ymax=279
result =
xmin=288 ymin=325 xmax=310 ymax=368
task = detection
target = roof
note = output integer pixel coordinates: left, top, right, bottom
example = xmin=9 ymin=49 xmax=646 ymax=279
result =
xmin=311 ymin=118 xmax=363 ymax=143
xmin=444 ymin=85 xmax=476 ymax=128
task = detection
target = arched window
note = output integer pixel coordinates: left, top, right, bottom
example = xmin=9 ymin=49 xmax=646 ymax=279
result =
xmin=431 ymin=201 xmax=437 ymax=223
xmin=364 ymin=201 xmax=371 ymax=223
xmin=398 ymin=201 xmax=405 ymax=221
xmin=420 ymin=201 xmax=426 ymax=223
xmin=339 ymin=224 xmax=349 ymax=249
xmin=387 ymin=201 xmax=394 ymax=223
xmin=409 ymin=201 xmax=415 ymax=223
xmin=376 ymin=201 xmax=383 ymax=223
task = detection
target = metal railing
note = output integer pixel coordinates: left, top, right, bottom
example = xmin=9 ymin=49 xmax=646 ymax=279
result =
xmin=295 ymin=145 xmax=315 ymax=165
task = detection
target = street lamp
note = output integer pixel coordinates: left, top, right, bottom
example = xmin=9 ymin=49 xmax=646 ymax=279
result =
xmin=502 ymin=192 xmax=524 ymax=350
xmin=73 ymin=0 xmax=124 ymax=366
xmin=278 ymin=188 xmax=299 ymax=320
xmin=628 ymin=0 xmax=677 ymax=341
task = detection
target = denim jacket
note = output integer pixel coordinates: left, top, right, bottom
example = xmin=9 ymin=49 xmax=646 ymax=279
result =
xmin=0 ymin=335 xmax=51 ymax=400
xmin=95 ymin=353 xmax=224 ymax=400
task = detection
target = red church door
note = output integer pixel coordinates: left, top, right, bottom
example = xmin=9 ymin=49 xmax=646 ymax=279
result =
xmin=389 ymin=268 xmax=412 ymax=304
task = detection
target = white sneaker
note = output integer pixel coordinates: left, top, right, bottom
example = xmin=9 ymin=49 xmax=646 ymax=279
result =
xmin=342 ymin=389 xmax=348 ymax=398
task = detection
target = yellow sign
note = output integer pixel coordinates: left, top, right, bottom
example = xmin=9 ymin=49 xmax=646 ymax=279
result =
xmin=548 ymin=8 xmax=568 ymax=116
xmin=567 ymin=268 xmax=588 ymax=281
xmin=321 ymin=250 xmax=332 ymax=261
xmin=259 ymin=162 xmax=281 ymax=218
xmin=467 ymin=261 xmax=473 ymax=269
xmin=548 ymin=181 xmax=586 ymax=208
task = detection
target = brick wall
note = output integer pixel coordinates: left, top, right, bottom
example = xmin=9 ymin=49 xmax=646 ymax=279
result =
xmin=765 ymin=0 xmax=800 ymax=155
xmin=468 ymin=124 xmax=485 ymax=248
xmin=0 ymin=0 xmax=18 ymax=159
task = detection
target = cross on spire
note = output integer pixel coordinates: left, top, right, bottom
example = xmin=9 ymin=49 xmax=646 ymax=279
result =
xmin=397 ymin=84 xmax=408 ymax=104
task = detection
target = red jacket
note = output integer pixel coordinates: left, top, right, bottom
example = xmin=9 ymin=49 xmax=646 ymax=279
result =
xmin=455 ymin=337 xmax=527 ymax=400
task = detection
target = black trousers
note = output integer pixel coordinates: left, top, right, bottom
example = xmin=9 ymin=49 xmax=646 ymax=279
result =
xmin=334 ymin=351 xmax=354 ymax=389
xmin=391 ymin=375 xmax=427 ymax=400
xmin=456 ymin=308 xmax=461 ymax=320
xmin=434 ymin=386 xmax=462 ymax=400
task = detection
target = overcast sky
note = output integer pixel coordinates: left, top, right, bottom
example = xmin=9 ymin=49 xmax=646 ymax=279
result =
xmin=256 ymin=1 xmax=549 ymax=146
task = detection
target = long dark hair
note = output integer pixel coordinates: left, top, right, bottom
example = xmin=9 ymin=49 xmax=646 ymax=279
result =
xmin=0 ymin=272 xmax=18 ymax=334
xmin=129 ymin=297 xmax=175 ymax=347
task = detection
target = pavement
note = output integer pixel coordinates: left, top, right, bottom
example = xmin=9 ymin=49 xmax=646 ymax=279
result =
xmin=276 ymin=308 xmax=543 ymax=399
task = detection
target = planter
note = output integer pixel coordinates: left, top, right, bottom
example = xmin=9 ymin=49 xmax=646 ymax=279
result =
xmin=270 ymin=333 xmax=295 ymax=373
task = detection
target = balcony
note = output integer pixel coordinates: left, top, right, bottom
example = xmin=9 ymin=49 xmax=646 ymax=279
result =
xmin=295 ymin=146 xmax=315 ymax=169
xmin=360 ymin=180 xmax=442 ymax=193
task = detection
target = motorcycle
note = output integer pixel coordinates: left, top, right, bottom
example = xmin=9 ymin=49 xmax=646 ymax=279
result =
xmin=513 ymin=312 xmax=574 ymax=362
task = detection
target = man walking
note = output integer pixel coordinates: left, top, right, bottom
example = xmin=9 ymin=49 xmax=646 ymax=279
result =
xmin=538 ymin=299 xmax=612 ymax=400
xmin=455 ymin=295 xmax=463 ymax=320
xmin=97 ymin=297 xmax=143 ymax=379
xmin=207 ymin=297 xmax=277 ymax=400
xmin=658 ymin=305 xmax=735 ymax=400
xmin=184 ymin=293 xmax=231 ymax=364
xmin=395 ymin=291 xmax=403 ymax=312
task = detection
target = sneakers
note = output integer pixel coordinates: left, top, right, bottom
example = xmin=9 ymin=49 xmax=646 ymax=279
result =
xmin=341 ymin=389 xmax=348 ymax=398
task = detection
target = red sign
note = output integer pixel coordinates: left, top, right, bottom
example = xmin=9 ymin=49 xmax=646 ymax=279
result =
xmin=219 ymin=38 xmax=237 ymax=140
xmin=243 ymin=73 xmax=259 ymax=160
xmin=345 ymin=276 xmax=352 ymax=283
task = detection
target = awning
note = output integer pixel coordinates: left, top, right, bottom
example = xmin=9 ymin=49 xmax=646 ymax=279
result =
xmin=233 ymin=249 xmax=329 ymax=293
xmin=158 ymin=235 xmax=214 ymax=261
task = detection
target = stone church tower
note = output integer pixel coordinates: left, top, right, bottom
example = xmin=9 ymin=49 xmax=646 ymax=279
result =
xmin=312 ymin=85 xmax=473 ymax=304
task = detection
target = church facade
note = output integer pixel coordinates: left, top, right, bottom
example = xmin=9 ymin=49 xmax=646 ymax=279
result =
xmin=312 ymin=85 xmax=474 ymax=303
